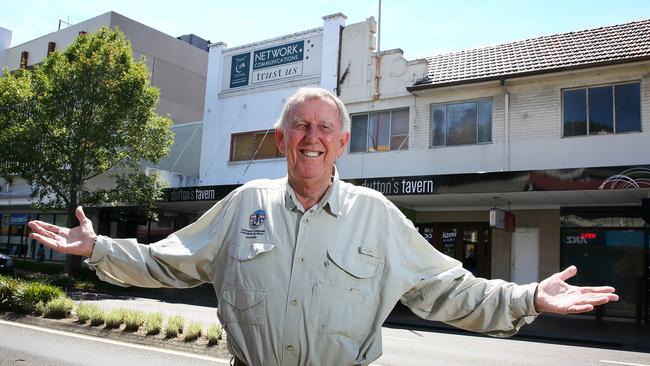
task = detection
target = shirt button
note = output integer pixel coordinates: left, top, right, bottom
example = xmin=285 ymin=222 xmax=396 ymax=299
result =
xmin=305 ymin=218 xmax=310 ymax=223
xmin=298 ymin=257 xmax=304 ymax=263
xmin=287 ymin=345 xmax=295 ymax=351
xmin=291 ymin=299 xmax=298 ymax=305
xmin=324 ymin=260 xmax=330 ymax=268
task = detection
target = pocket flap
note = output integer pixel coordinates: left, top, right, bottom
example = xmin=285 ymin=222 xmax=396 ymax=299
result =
xmin=222 ymin=288 xmax=266 ymax=311
xmin=327 ymin=248 xmax=384 ymax=279
xmin=228 ymin=242 xmax=275 ymax=261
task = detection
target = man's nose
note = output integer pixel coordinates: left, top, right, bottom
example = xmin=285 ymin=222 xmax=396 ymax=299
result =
xmin=305 ymin=126 xmax=319 ymax=141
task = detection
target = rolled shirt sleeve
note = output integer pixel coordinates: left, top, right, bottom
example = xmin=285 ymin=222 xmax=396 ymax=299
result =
xmin=387 ymin=203 xmax=539 ymax=337
xmin=86 ymin=190 xmax=240 ymax=288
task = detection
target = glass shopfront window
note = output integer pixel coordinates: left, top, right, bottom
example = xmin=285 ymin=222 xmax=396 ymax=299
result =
xmin=562 ymin=228 xmax=646 ymax=318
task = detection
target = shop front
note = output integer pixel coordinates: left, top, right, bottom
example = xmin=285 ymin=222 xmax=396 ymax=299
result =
xmin=561 ymin=207 xmax=649 ymax=321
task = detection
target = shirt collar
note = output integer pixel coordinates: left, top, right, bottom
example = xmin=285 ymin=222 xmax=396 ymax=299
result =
xmin=284 ymin=166 xmax=341 ymax=217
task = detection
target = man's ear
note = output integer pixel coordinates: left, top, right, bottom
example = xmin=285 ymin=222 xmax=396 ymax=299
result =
xmin=337 ymin=131 xmax=350 ymax=158
xmin=275 ymin=128 xmax=285 ymax=154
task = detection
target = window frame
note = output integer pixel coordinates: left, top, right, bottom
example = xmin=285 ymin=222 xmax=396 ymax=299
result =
xmin=348 ymin=107 xmax=410 ymax=153
xmin=229 ymin=129 xmax=283 ymax=162
xmin=429 ymin=98 xmax=493 ymax=148
xmin=562 ymin=81 xmax=642 ymax=137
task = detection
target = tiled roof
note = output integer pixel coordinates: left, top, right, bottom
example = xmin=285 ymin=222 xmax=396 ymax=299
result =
xmin=410 ymin=19 xmax=650 ymax=90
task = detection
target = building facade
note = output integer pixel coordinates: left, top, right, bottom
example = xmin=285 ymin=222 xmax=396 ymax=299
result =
xmin=337 ymin=19 xmax=650 ymax=321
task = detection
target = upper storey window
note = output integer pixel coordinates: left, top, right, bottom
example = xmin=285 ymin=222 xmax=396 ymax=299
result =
xmin=431 ymin=99 xmax=492 ymax=147
xmin=563 ymin=82 xmax=641 ymax=137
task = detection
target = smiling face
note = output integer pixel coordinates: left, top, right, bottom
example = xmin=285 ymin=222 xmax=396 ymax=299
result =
xmin=276 ymin=97 xmax=350 ymax=191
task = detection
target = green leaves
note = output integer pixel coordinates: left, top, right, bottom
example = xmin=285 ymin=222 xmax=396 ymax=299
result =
xmin=0 ymin=27 xmax=173 ymax=217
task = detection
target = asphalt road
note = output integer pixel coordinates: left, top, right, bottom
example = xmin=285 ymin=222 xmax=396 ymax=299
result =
xmin=375 ymin=327 xmax=650 ymax=366
xmin=2 ymin=319 xmax=648 ymax=366
xmin=0 ymin=320 xmax=229 ymax=366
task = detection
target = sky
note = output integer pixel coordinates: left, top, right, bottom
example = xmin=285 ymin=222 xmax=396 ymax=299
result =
xmin=1 ymin=0 xmax=650 ymax=60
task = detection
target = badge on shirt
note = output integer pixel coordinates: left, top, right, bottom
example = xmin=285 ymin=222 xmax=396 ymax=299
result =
xmin=249 ymin=210 xmax=267 ymax=229
xmin=240 ymin=209 xmax=267 ymax=239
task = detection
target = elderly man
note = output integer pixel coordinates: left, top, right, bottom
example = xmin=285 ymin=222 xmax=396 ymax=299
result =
xmin=28 ymin=87 xmax=618 ymax=366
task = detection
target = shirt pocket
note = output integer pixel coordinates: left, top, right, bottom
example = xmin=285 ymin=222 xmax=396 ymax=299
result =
xmin=220 ymin=287 xmax=266 ymax=325
xmin=319 ymin=247 xmax=384 ymax=341
xmin=219 ymin=242 xmax=275 ymax=326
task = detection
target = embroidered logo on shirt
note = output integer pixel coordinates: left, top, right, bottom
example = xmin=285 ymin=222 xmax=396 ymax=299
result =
xmin=240 ymin=209 xmax=267 ymax=239
xmin=249 ymin=210 xmax=267 ymax=229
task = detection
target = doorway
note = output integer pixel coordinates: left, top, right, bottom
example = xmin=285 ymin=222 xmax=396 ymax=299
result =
xmin=511 ymin=228 xmax=540 ymax=284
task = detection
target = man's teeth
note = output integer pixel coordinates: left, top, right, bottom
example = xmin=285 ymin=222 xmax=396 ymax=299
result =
xmin=303 ymin=151 xmax=321 ymax=157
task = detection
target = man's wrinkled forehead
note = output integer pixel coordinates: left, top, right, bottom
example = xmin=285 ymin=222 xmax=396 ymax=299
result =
xmin=288 ymin=97 xmax=341 ymax=125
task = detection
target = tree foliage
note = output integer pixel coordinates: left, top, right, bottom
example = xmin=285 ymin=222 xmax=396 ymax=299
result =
xmin=0 ymin=27 xmax=173 ymax=222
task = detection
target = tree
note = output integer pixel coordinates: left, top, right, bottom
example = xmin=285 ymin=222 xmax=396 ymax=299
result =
xmin=0 ymin=27 xmax=174 ymax=272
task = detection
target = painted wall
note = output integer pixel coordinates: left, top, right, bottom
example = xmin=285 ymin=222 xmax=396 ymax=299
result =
xmin=0 ymin=27 xmax=12 ymax=71
xmin=2 ymin=11 xmax=208 ymax=125
xmin=337 ymin=62 xmax=650 ymax=180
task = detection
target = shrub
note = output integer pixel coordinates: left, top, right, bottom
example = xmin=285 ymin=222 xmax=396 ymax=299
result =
xmin=206 ymin=323 xmax=222 ymax=346
xmin=42 ymin=296 xmax=74 ymax=319
xmin=165 ymin=315 xmax=184 ymax=338
xmin=123 ymin=309 xmax=145 ymax=332
xmin=89 ymin=307 xmax=106 ymax=326
xmin=17 ymin=281 xmax=63 ymax=313
xmin=34 ymin=301 xmax=46 ymax=316
xmin=47 ymin=274 xmax=76 ymax=288
xmin=183 ymin=322 xmax=202 ymax=342
xmin=104 ymin=308 xmax=127 ymax=329
xmin=145 ymin=312 xmax=163 ymax=335
xmin=75 ymin=302 xmax=100 ymax=324
xmin=0 ymin=275 xmax=20 ymax=311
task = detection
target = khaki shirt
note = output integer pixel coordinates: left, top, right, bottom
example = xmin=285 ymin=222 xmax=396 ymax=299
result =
xmin=88 ymin=169 xmax=538 ymax=366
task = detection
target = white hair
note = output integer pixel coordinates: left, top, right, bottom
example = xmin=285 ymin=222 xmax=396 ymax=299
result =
xmin=274 ymin=87 xmax=350 ymax=135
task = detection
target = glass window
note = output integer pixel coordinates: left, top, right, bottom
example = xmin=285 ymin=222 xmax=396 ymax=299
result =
xmin=563 ymin=89 xmax=587 ymax=136
xmin=349 ymin=108 xmax=409 ymax=153
xmin=563 ymin=82 xmax=640 ymax=137
xmin=431 ymin=99 xmax=492 ymax=147
xmin=588 ymin=86 xmax=613 ymax=134
xmin=615 ymin=83 xmax=641 ymax=133
xmin=442 ymin=228 xmax=457 ymax=257
xmin=561 ymin=229 xmax=645 ymax=318
xmin=350 ymin=115 xmax=368 ymax=153
xmin=230 ymin=130 xmax=282 ymax=161
xmin=431 ymin=105 xmax=446 ymax=146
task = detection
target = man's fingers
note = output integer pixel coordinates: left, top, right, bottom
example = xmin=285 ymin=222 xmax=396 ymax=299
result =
xmin=28 ymin=220 xmax=70 ymax=236
xmin=567 ymin=304 xmax=593 ymax=313
xmin=579 ymin=286 xmax=617 ymax=294
xmin=75 ymin=206 xmax=88 ymax=224
xmin=558 ymin=265 xmax=577 ymax=281
xmin=28 ymin=222 xmax=60 ymax=239
xmin=29 ymin=232 xmax=62 ymax=251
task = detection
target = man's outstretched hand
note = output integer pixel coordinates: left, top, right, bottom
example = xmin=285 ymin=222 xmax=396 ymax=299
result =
xmin=28 ymin=206 xmax=97 ymax=257
xmin=534 ymin=265 xmax=618 ymax=314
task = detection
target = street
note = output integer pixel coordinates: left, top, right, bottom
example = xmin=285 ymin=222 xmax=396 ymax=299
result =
xmin=1 ymin=319 xmax=648 ymax=366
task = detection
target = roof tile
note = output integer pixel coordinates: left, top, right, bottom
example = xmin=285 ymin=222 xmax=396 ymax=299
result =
xmin=412 ymin=19 xmax=650 ymax=89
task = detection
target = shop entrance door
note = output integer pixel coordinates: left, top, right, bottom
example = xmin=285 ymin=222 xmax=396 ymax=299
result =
xmin=511 ymin=228 xmax=540 ymax=284
xmin=418 ymin=223 xmax=492 ymax=279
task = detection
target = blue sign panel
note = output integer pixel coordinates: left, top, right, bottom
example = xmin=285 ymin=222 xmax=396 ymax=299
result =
xmin=9 ymin=214 xmax=28 ymax=225
xmin=253 ymin=40 xmax=304 ymax=70
xmin=229 ymin=52 xmax=251 ymax=88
